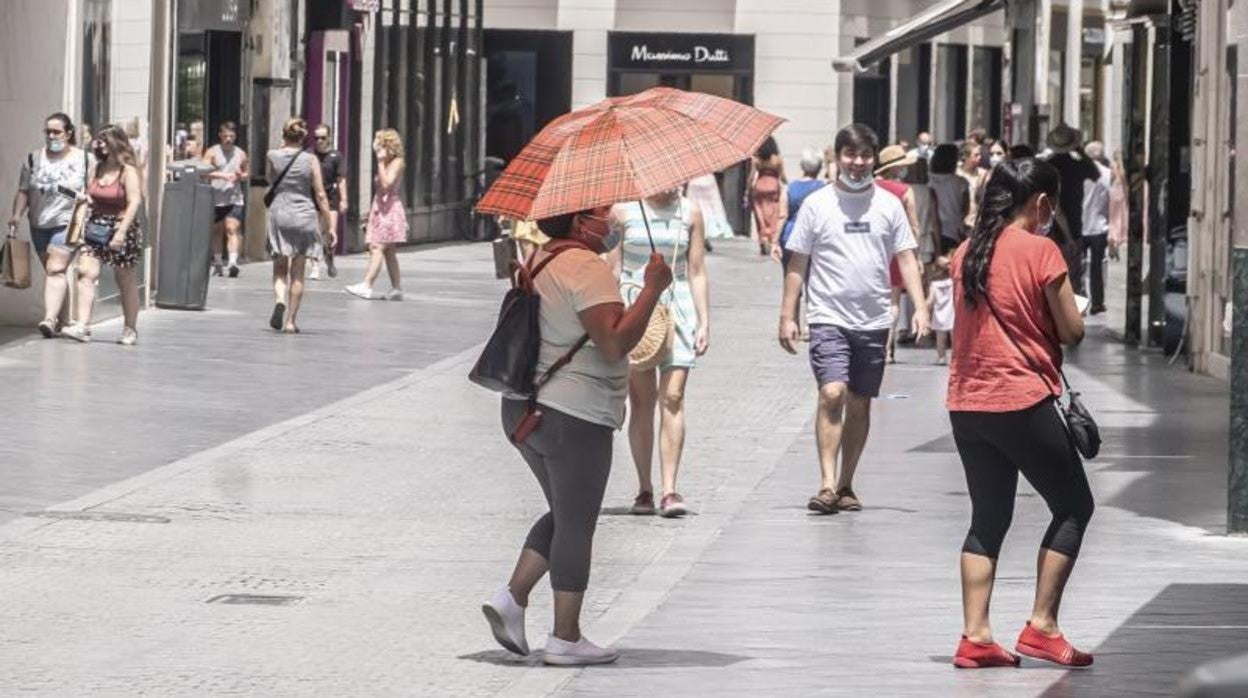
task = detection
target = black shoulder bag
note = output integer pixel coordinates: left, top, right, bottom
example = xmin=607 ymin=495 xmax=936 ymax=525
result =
xmin=264 ymin=150 xmax=302 ymax=208
xmin=468 ymin=243 xmax=590 ymax=445
xmin=984 ymin=298 xmax=1101 ymax=459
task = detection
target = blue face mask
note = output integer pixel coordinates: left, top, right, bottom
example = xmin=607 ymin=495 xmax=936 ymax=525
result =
xmin=47 ymin=138 xmax=66 ymax=153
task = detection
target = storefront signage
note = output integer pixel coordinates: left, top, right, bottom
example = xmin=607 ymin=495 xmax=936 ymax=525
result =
xmin=609 ymin=32 xmax=753 ymax=73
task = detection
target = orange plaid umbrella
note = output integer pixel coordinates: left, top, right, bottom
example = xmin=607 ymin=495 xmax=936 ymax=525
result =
xmin=476 ymin=87 xmax=784 ymax=225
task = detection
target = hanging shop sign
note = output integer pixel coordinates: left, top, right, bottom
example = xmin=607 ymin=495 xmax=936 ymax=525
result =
xmin=609 ymin=32 xmax=754 ymax=73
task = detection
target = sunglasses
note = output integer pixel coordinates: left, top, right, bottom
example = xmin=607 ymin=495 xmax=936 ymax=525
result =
xmin=45 ymin=129 xmax=66 ymax=136
xmin=315 ymin=135 xmax=330 ymax=141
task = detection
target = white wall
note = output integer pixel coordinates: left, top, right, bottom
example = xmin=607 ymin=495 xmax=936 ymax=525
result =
xmin=0 ymin=0 xmax=74 ymax=325
xmin=111 ymin=0 xmax=153 ymax=126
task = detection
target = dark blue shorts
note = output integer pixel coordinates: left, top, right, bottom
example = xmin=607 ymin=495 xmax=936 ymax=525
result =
xmin=808 ymin=324 xmax=889 ymax=397
xmin=214 ymin=205 xmax=244 ymax=223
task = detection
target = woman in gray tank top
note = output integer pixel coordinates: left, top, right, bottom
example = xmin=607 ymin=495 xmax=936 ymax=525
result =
xmin=265 ymin=117 xmax=330 ymax=333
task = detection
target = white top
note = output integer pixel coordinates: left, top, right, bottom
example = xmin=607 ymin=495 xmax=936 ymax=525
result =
xmin=784 ymin=184 xmax=918 ymax=331
xmin=525 ymin=246 xmax=629 ymax=429
xmin=1082 ymin=162 xmax=1111 ymax=237
xmin=929 ymin=278 xmax=955 ymax=332
xmin=18 ymin=148 xmax=94 ymax=229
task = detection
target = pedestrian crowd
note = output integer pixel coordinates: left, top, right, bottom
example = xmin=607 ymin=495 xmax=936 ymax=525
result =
xmin=5 ymin=112 xmax=417 ymax=342
xmin=479 ymin=115 xmax=1104 ymax=672
xmin=3 ymin=102 xmax=1107 ymax=675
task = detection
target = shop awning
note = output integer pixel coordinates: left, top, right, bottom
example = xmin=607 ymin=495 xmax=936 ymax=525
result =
xmin=832 ymin=0 xmax=1005 ymax=73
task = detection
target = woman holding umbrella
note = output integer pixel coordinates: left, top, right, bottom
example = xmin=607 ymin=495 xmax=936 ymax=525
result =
xmin=474 ymin=87 xmax=782 ymax=665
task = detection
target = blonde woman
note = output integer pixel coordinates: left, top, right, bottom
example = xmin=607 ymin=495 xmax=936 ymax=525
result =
xmin=266 ymin=117 xmax=330 ymax=333
xmin=346 ymin=129 xmax=407 ymax=300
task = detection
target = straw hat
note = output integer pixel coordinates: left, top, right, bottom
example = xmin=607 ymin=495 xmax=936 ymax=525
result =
xmin=874 ymin=145 xmax=917 ymax=175
xmin=1046 ymin=124 xmax=1082 ymax=154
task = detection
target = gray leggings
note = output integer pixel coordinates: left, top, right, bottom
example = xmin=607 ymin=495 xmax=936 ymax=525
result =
xmin=501 ymin=398 xmax=613 ymax=592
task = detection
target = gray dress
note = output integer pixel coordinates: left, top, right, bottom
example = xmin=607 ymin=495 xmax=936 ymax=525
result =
xmin=266 ymin=147 xmax=322 ymax=260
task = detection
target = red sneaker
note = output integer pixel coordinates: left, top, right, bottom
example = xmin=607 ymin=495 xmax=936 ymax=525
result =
xmin=953 ymin=636 xmax=1021 ymax=669
xmin=1015 ymin=622 xmax=1093 ymax=667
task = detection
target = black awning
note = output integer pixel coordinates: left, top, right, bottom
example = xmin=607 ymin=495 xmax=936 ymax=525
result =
xmin=832 ymin=0 xmax=1006 ymax=73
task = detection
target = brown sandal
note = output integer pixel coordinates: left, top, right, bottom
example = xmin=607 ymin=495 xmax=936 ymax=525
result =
xmin=807 ymin=488 xmax=839 ymax=514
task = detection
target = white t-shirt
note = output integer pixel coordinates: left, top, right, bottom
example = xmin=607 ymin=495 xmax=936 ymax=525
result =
xmin=1082 ymin=162 xmax=1111 ymax=237
xmin=518 ymin=246 xmax=629 ymax=429
xmin=784 ymin=184 xmax=918 ymax=331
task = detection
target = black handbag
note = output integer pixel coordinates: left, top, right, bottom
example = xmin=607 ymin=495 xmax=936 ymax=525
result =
xmin=468 ymin=243 xmax=588 ymax=397
xmin=985 ymin=298 xmax=1101 ymax=459
xmin=85 ymin=219 xmax=114 ymax=246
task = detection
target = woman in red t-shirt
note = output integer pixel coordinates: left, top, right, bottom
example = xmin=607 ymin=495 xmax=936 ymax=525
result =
xmin=946 ymin=159 xmax=1093 ymax=669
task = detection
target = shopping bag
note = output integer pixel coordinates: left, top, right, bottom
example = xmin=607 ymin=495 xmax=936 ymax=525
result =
xmin=2 ymin=236 xmax=32 ymax=289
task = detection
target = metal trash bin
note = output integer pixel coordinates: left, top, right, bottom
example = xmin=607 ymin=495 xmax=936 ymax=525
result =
xmin=155 ymin=161 xmax=215 ymax=310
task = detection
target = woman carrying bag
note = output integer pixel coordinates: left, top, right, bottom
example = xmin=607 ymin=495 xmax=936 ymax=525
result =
xmin=61 ymin=124 xmax=143 ymax=345
xmin=946 ymin=158 xmax=1094 ymax=669
xmin=609 ymin=189 xmax=710 ymax=518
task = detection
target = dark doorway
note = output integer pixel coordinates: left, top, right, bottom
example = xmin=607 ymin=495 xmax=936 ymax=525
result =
xmin=484 ymin=30 xmax=573 ymax=165
xmin=853 ymin=40 xmax=891 ymax=141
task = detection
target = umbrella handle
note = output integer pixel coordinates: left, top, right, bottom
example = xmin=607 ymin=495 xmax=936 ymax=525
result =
xmin=637 ymin=199 xmax=657 ymax=253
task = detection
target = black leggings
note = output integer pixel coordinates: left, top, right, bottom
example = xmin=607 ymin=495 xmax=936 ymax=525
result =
xmin=501 ymin=398 xmax=613 ymax=592
xmin=950 ymin=398 xmax=1095 ymax=559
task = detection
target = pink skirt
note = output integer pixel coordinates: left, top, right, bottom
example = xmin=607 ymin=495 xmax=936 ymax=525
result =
xmin=366 ymin=192 xmax=408 ymax=244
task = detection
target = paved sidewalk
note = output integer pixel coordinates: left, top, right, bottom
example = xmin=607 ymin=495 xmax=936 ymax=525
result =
xmin=0 ymin=239 xmax=1240 ymax=696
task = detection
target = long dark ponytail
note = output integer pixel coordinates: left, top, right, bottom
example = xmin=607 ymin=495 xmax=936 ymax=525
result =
xmin=960 ymin=158 xmax=1060 ymax=308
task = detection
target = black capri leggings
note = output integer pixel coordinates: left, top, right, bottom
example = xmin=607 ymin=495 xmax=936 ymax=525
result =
xmin=501 ymin=398 xmax=613 ymax=592
xmin=950 ymin=398 xmax=1095 ymax=559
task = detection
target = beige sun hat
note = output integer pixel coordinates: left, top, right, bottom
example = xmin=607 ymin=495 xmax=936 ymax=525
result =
xmin=874 ymin=145 xmax=918 ymax=175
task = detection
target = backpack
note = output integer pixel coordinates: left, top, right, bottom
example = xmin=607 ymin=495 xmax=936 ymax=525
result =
xmin=468 ymin=243 xmax=589 ymax=398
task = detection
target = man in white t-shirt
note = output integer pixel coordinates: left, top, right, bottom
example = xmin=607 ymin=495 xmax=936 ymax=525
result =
xmin=780 ymin=123 xmax=931 ymax=514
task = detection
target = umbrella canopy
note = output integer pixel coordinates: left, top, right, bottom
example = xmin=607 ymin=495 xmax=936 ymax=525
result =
xmin=476 ymin=87 xmax=784 ymax=221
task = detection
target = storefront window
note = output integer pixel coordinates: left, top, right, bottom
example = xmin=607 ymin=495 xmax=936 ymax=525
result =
xmin=934 ymin=44 xmax=967 ymax=142
xmin=1220 ymin=45 xmax=1237 ymax=357
xmin=970 ymin=47 xmax=1002 ymax=137
xmin=894 ymin=45 xmax=931 ymax=144
xmin=1079 ymin=56 xmax=1100 ymax=141
xmin=81 ymin=0 xmax=112 ymax=133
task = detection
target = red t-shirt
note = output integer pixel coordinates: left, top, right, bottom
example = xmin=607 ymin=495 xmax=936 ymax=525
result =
xmin=946 ymin=226 xmax=1067 ymax=412
xmin=876 ymin=178 xmax=909 ymax=288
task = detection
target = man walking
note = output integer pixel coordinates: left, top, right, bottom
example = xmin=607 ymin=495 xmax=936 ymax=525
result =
xmin=1039 ymin=124 xmax=1100 ymax=292
xmin=1081 ymin=141 xmax=1112 ymax=314
xmin=310 ymin=124 xmax=347 ymax=279
xmin=202 ymin=121 xmax=249 ymax=278
xmin=780 ymin=124 xmax=931 ymax=514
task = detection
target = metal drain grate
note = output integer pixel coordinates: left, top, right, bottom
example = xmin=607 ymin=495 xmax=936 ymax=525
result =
xmin=24 ymin=511 xmax=171 ymax=524
xmin=206 ymin=594 xmax=303 ymax=606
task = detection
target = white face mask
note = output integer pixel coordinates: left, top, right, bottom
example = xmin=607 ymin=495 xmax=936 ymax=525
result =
xmin=990 ymin=154 xmax=1004 ymax=168
xmin=838 ymin=171 xmax=873 ymax=191
xmin=47 ymin=138 xmax=66 ymax=153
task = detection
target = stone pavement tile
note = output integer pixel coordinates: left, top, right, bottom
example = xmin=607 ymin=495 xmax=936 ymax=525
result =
xmin=0 ymin=245 xmax=504 ymax=524
xmin=0 ymin=239 xmax=818 ymax=695
xmin=555 ymin=333 xmax=1246 ymax=696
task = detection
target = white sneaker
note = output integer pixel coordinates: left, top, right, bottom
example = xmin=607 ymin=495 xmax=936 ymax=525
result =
xmin=542 ymin=634 xmax=619 ymax=666
xmin=345 ymin=283 xmax=376 ymax=300
xmin=384 ymin=289 xmax=403 ymax=301
xmin=61 ymin=324 xmax=91 ymax=343
xmin=308 ymin=263 xmax=320 ymax=280
xmin=117 ymin=328 xmax=138 ymax=346
xmin=482 ymin=587 xmax=529 ymax=656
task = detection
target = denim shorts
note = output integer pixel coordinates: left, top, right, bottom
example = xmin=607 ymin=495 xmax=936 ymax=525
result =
xmin=214 ymin=205 xmax=245 ymax=223
xmin=31 ymin=226 xmax=70 ymax=257
xmin=808 ymin=324 xmax=889 ymax=398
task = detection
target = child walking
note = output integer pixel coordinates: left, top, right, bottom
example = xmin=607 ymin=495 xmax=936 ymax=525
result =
xmin=928 ymin=256 xmax=955 ymax=364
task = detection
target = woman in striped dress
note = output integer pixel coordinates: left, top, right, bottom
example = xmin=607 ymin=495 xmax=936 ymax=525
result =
xmin=609 ymin=190 xmax=710 ymax=518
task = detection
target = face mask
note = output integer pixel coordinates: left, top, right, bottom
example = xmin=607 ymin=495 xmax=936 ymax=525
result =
xmin=1036 ymin=199 xmax=1055 ymax=236
xmin=990 ymin=154 xmax=1004 ymax=168
xmin=47 ymin=138 xmax=66 ymax=153
xmin=838 ymin=171 xmax=873 ymax=192
xmin=571 ymin=213 xmax=613 ymax=254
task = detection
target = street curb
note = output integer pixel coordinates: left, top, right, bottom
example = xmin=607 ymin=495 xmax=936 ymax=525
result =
xmin=497 ymin=391 xmax=813 ymax=697
xmin=0 ymin=342 xmax=486 ymax=546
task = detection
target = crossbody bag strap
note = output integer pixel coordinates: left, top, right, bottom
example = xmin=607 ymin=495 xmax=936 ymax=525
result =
xmin=982 ymin=296 xmax=1062 ymax=396
xmin=527 ymin=241 xmax=592 ymax=395
xmin=269 ymin=149 xmax=302 ymax=192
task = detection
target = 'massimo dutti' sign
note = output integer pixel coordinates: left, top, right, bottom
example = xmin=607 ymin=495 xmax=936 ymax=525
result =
xmin=610 ymin=32 xmax=754 ymax=72
xmin=630 ymin=45 xmax=731 ymax=64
